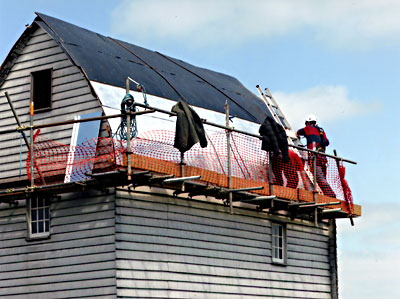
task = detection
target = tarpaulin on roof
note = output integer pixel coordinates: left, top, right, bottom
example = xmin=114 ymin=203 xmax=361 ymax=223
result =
xmin=35 ymin=12 xmax=272 ymax=123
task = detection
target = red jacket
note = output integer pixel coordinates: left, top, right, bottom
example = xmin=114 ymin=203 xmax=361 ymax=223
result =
xmin=297 ymin=124 xmax=329 ymax=151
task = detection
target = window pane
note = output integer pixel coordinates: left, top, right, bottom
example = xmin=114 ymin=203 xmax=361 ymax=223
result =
xmin=45 ymin=208 xmax=50 ymax=219
xmin=31 ymin=210 xmax=37 ymax=221
xmin=38 ymin=208 xmax=44 ymax=219
xmin=45 ymin=220 xmax=50 ymax=232
xmin=38 ymin=221 xmax=44 ymax=233
xmin=31 ymin=198 xmax=37 ymax=208
xmin=273 ymin=225 xmax=278 ymax=235
xmin=279 ymin=237 xmax=283 ymax=247
xmin=32 ymin=222 xmax=37 ymax=234
xmin=45 ymin=198 xmax=51 ymax=206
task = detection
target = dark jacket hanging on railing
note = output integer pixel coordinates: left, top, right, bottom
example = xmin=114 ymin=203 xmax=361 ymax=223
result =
xmin=259 ymin=116 xmax=289 ymax=162
xmin=171 ymin=101 xmax=208 ymax=153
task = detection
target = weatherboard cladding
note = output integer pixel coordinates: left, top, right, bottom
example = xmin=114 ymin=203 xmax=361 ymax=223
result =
xmin=0 ymin=191 xmax=116 ymax=298
xmin=35 ymin=12 xmax=271 ymax=124
xmin=0 ymin=186 xmax=334 ymax=298
xmin=0 ymin=25 xmax=106 ymax=182
xmin=115 ymin=189 xmax=333 ymax=298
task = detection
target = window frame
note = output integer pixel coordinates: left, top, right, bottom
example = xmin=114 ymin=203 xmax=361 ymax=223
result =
xmin=271 ymin=222 xmax=287 ymax=265
xmin=31 ymin=68 xmax=53 ymax=112
xmin=26 ymin=196 xmax=51 ymax=240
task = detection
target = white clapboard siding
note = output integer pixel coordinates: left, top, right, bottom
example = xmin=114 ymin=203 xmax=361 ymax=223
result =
xmin=115 ymin=189 xmax=332 ymax=298
xmin=0 ymin=190 xmax=117 ymax=297
xmin=0 ymin=25 xmax=107 ymax=182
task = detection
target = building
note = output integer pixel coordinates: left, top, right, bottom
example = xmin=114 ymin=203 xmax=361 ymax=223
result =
xmin=0 ymin=13 xmax=360 ymax=298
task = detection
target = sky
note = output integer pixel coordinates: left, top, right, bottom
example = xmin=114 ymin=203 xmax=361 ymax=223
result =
xmin=0 ymin=1 xmax=398 ymax=298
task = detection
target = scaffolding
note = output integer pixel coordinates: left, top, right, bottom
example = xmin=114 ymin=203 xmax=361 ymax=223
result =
xmin=0 ymin=91 xmax=360 ymax=225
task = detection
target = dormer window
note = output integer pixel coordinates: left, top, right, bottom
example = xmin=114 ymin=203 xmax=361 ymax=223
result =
xmin=31 ymin=69 xmax=52 ymax=111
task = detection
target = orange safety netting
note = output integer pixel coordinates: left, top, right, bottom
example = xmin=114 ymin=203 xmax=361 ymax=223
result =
xmin=27 ymin=129 xmax=352 ymax=212
xmin=27 ymin=130 xmax=125 ymax=184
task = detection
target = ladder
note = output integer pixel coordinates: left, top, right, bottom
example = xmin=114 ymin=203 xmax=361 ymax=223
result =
xmin=256 ymin=85 xmax=319 ymax=196
xmin=256 ymin=85 xmax=299 ymax=145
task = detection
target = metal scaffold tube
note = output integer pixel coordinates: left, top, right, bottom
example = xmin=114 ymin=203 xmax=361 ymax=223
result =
xmin=225 ymin=100 xmax=233 ymax=214
xmin=0 ymin=94 xmax=356 ymax=166
xmin=5 ymin=92 xmax=46 ymax=185
xmin=30 ymin=98 xmax=34 ymax=188
xmin=126 ymin=78 xmax=132 ymax=179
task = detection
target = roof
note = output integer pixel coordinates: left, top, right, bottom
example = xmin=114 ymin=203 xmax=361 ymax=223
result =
xmin=32 ymin=13 xmax=271 ymax=123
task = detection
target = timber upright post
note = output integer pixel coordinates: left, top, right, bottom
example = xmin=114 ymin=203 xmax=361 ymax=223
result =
xmin=126 ymin=78 xmax=131 ymax=180
xmin=225 ymin=101 xmax=233 ymax=214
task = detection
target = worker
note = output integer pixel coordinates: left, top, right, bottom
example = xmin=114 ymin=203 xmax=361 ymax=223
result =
xmin=296 ymin=114 xmax=336 ymax=198
xmin=296 ymin=114 xmax=329 ymax=152
xmin=271 ymin=149 xmax=313 ymax=191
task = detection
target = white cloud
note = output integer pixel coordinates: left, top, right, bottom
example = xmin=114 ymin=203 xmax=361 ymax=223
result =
xmin=337 ymin=202 xmax=400 ymax=298
xmin=111 ymin=0 xmax=400 ymax=50
xmin=338 ymin=248 xmax=400 ymax=299
xmin=273 ymin=85 xmax=381 ymax=129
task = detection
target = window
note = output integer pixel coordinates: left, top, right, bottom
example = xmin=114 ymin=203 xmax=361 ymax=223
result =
xmin=272 ymin=223 xmax=286 ymax=264
xmin=31 ymin=69 xmax=52 ymax=111
xmin=64 ymin=111 xmax=102 ymax=183
xmin=27 ymin=197 xmax=51 ymax=239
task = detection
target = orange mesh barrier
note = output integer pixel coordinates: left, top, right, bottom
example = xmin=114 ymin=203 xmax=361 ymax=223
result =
xmin=27 ymin=130 xmax=125 ymax=184
xmin=27 ymin=129 xmax=356 ymax=214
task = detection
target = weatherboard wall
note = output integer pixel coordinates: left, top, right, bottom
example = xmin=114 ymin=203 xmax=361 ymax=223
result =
xmin=0 ymin=24 xmax=105 ymax=183
xmin=115 ymin=188 xmax=333 ymax=299
xmin=0 ymin=190 xmax=117 ymax=298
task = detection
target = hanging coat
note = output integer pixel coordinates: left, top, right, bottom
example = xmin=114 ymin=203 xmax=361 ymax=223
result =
xmin=259 ymin=116 xmax=289 ymax=162
xmin=171 ymin=101 xmax=208 ymax=153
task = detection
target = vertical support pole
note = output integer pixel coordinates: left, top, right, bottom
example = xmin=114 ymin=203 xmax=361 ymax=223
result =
xmin=180 ymin=151 xmax=185 ymax=191
xmin=5 ymin=92 xmax=45 ymax=185
xmin=126 ymin=78 xmax=131 ymax=180
xmin=30 ymin=99 xmax=34 ymax=188
xmin=225 ymin=101 xmax=233 ymax=215
xmin=313 ymin=154 xmax=317 ymax=203
xmin=268 ymin=152 xmax=274 ymax=196
xmin=313 ymin=152 xmax=318 ymax=226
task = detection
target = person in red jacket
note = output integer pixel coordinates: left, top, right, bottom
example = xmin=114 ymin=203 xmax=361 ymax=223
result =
xmin=272 ymin=149 xmax=313 ymax=191
xmin=296 ymin=114 xmax=335 ymax=198
xmin=296 ymin=114 xmax=329 ymax=152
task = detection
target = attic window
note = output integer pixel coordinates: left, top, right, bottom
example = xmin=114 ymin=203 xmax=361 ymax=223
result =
xmin=31 ymin=69 xmax=52 ymax=111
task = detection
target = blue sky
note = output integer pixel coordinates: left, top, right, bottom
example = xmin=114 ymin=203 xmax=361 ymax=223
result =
xmin=1 ymin=1 xmax=398 ymax=298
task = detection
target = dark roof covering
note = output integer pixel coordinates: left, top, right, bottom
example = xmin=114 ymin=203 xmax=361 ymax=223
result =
xmin=35 ymin=13 xmax=271 ymax=123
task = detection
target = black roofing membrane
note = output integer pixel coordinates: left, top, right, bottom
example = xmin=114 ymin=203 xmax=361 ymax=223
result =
xmin=36 ymin=12 xmax=271 ymax=123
